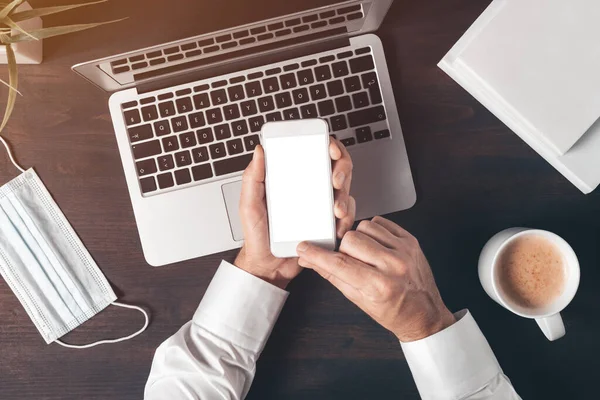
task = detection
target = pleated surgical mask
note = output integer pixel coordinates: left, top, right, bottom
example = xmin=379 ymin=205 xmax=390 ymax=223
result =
xmin=0 ymin=136 xmax=149 ymax=348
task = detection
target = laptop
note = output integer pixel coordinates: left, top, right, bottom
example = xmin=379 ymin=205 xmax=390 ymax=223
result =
xmin=72 ymin=0 xmax=416 ymax=266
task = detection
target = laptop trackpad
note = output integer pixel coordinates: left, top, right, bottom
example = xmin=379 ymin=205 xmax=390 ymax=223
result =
xmin=222 ymin=181 xmax=244 ymax=242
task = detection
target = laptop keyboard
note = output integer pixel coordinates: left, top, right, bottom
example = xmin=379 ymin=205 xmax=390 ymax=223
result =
xmin=109 ymin=4 xmax=364 ymax=76
xmin=120 ymin=45 xmax=391 ymax=195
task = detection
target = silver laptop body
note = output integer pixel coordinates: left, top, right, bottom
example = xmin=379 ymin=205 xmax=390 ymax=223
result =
xmin=72 ymin=0 xmax=416 ymax=266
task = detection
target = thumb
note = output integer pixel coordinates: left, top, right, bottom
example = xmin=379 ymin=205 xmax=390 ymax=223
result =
xmin=249 ymin=145 xmax=265 ymax=181
xmin=240 ymin=145 xmax=265 ymax=203
xmin=239 ymin=146 xmax=268 ymax=245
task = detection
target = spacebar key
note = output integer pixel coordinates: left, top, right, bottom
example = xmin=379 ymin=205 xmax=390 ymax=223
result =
xmin=348 ymin=106 xmax=386 ymax=127
xmin=214 ymin=154 xmax=254 ymax=176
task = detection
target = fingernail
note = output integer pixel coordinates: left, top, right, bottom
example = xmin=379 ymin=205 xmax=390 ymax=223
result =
xmin=335 ymin=171 xmax=346 ymax=187
xmin=297 ymin=242 xmax=309 ymax=253
xmin=337 ymin=199 xmax=347 ymax=214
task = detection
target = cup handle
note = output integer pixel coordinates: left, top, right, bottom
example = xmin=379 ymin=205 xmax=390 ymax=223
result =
xmin=535 ymin=313 xmax=565 ymax=341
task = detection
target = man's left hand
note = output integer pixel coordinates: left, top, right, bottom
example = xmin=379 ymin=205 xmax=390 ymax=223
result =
xmin=234 ymin=139 xmax=355 ymax=289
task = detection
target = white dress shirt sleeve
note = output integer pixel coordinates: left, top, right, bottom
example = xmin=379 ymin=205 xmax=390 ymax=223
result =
xmin=401 ymin=310 xmax=521 ymax=400
xmin=144 ymin=260 xmax=288 ymax=400
xmin=145 ymin=261 xmax=519 ymax=400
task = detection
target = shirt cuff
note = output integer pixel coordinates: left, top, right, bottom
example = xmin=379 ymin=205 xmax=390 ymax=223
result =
xmin=193 ymin=260 xmax=289 ymax=354
xmin=400 ymin=310 xmax=502 ymax=400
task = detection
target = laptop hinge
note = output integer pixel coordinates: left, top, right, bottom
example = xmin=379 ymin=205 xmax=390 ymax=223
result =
xmin=137 ymin=27 xmax=350 ymax=94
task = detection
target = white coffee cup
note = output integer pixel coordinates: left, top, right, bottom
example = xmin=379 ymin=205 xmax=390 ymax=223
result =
xmin=478 ymin=228 xmax=580 ymax=341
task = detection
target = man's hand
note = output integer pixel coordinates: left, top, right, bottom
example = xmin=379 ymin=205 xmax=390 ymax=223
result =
xmin=297 ymin=217 xmax=456 ymax=342
xmin=234 ymin=139 xmax=355 ymax=289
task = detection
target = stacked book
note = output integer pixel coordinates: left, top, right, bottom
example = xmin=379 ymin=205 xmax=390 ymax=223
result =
xmin=439 ymin=0 xmax=600 ymax=193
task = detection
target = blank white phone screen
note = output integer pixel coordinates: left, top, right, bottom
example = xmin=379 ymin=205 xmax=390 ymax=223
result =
xmin=265 ymin=133 xmax=332 ymax=243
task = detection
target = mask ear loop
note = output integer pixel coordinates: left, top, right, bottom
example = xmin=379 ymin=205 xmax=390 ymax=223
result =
xmin=55 ymin=302 xmax=150 ymax=349
xmin=0 ymin=135 xmax=25 ymax=173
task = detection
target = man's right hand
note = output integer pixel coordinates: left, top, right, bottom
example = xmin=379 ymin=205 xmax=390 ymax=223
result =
xmin=297 ymin=217 xmax=456 ymax=342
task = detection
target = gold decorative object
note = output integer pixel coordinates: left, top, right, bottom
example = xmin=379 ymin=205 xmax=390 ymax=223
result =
xmin=0 ymin=0 xmax=123 ymax=133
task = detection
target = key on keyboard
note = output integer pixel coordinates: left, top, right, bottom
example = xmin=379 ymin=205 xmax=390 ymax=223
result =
xmin=120 ymin=46 xmax=390 ymax=195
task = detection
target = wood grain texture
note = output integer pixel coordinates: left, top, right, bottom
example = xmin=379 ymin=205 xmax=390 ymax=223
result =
xmin=1 ymin=1 xmax=600 ymax=399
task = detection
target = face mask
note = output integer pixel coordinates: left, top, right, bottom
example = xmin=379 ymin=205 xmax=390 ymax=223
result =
xmin=0 ymin=136 xmax=149 ymax=349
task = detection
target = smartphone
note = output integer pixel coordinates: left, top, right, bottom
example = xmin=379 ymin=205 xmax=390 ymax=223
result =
xmin=261 ymin=119 xmax=336 ymax=258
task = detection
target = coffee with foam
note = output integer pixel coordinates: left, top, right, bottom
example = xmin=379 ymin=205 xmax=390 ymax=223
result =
xmin=496 ymin=235 xmax=566 ymax=309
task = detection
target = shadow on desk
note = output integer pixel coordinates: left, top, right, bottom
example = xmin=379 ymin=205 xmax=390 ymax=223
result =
xmin=246 ymin=271 xmax=419 ymax=399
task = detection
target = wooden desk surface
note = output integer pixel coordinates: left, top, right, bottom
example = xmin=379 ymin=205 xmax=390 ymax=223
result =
xmin=1 ymin=1 xmax=599 ymax=398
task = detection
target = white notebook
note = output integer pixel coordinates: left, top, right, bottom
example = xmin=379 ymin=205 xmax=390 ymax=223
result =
xmin=439 ymin=0 xmax=600 ymax=193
